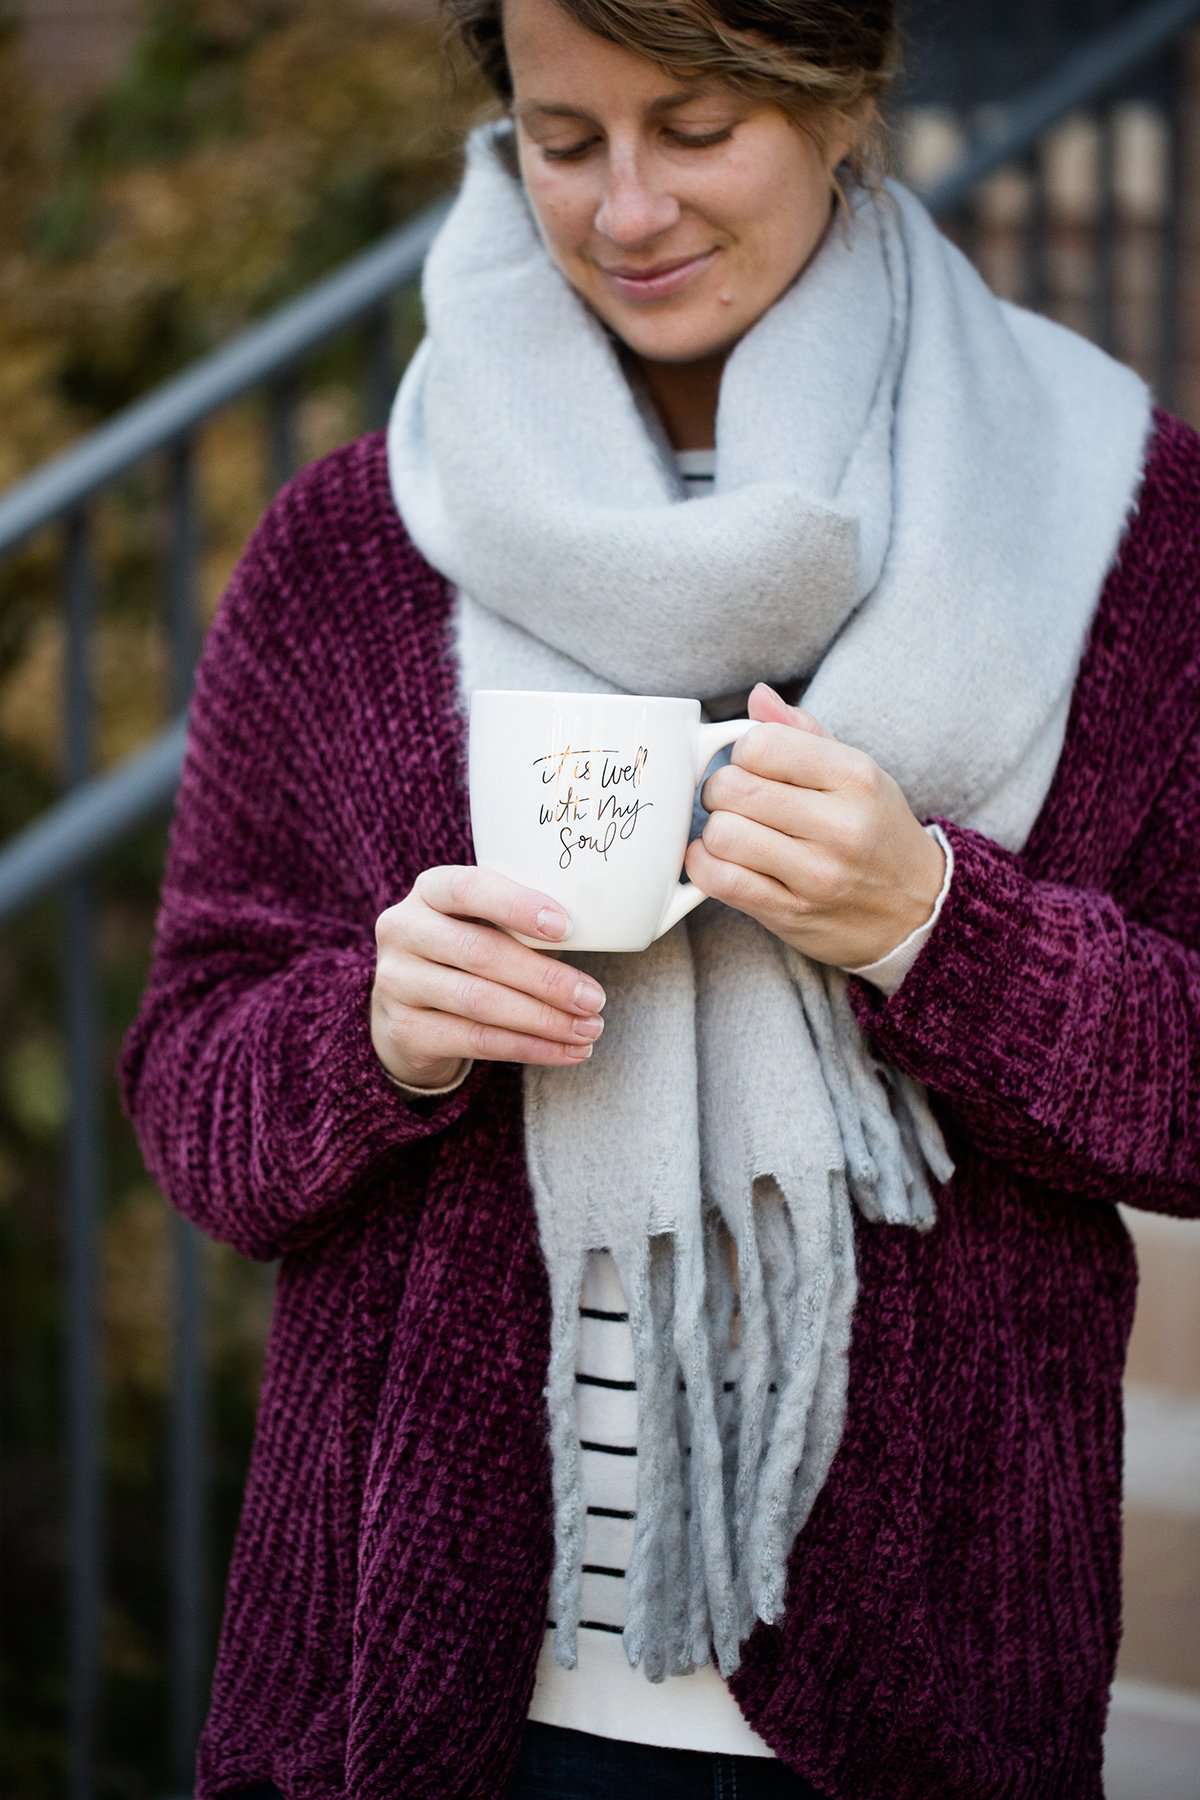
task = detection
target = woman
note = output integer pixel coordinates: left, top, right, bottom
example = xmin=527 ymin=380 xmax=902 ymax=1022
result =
xmin=117 ymin=0 xmax=1200 ymax=1795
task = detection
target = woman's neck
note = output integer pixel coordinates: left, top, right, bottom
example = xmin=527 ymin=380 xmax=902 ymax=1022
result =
xmin=618 ymin=340 xmax=725 ymax=453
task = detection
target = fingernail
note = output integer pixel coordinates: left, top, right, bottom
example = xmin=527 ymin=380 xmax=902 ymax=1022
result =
xmin=574 ymin=979 xmax=605 ymax=1011
xmin=537 ymin=907 xmax=568 ymax=938
xmin=566 ymin=1041 xmax=594 ymax=1058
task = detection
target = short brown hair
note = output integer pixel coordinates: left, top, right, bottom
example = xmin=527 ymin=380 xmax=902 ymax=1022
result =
xmin=438 ymin=0 xmax=905 ymax=225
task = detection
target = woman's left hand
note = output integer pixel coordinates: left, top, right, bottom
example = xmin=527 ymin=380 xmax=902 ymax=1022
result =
xmin=684 ymin=681 xmax=947 ymax=970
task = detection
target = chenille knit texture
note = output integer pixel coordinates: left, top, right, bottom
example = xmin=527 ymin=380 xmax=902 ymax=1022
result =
xmin=118 ymin=407 xmax=1200 ymax=1800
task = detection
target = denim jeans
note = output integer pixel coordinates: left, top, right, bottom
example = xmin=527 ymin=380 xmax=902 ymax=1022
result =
xmin=506 ymin=1719 xmax=831 ymax=1798
xmin=226 ymin=1722 xmax=831 ymax=1799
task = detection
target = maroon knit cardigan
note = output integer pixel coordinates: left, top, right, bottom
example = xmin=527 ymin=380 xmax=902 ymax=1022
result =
xmin=118 ymin=407 xmax=1200 ymax=1800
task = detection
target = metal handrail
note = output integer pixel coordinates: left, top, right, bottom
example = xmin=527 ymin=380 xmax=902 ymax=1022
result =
xmin=0 ymin=198 xmax=449 ymax=560
xmin=0 ymin=722 xmax=187 ymax=920
xmin=2 ymin=0 xmax=1199 ymax=926
xmin=924 ymin=0 xmax=1200 ymax=212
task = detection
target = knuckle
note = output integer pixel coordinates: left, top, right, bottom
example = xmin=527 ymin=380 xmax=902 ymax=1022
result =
xmin=702 ymin=768 xmax=727 ymax=809
xmin=448 ymin=864 xmax=474 ymax=911
xmin=701 ymin=851 xmax=729 ymax=894
xmin=732 ymin=862 xmax=758 ymax=902
xmin=455 ymin=924 xmax=486 ymax=969
xmin=412 ymin=865 xmax=442 ymax=902
xmin=702 ymin=811 xmax=731 ymax=855
xmin=848 ymin=750 xmax=881 ymax=794
xmin=544 ymin=959 xmax=572 ymax=1001
xmin=827 ymin=807 xmax=866 ymax=860
xmin=559 ymin=969 xmax=588 ymax=1009
xmin=375 ymin=944 xmax=410 ymax=997
xmin=805 ymin=848 xmax=844 ymax=902
xmin=454 ymin=972 xmax=489 ymax=1016
xmin=540 ymin=1000 xmax=567 ymax=1036
xmin=704 ymin=854 xmax=735 ymax=898
xmin=844 ymin=812 xmax=872 ymax=859
xmin=724 ymin=869 xmax=752 ymax=907
xmin=385 ymin=1007 xmax=415 ymax=1046
xmin=466 ymin=1018 xmax=496 ymax=1057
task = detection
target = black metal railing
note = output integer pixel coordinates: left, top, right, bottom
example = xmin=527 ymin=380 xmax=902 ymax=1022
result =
xmin=1 ymin=1 xmax=1197 ymax=1792
xmin=0 ymin=204 xmax=448 ymax=1800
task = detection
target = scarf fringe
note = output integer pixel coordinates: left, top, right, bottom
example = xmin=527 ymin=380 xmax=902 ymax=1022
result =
xmin=549 ymin=1177 xmax=857 ymax=1680
xmin=544 ymin=976 xmax=949 ymax=1683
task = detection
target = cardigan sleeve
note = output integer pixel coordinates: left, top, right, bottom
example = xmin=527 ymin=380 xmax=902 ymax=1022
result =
xmin=116 ymin=484 xmax=490 ymax=1264
xmin=846 ymin=746 xmax=1200 ymax=1219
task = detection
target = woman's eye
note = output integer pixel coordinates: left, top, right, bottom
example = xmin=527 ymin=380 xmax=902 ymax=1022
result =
xmin=541 ymin=140 xmax=598 ymax=162
xmin=540 ymin=128 xmax=732 ymax=163
xmin=669 ymin=129 xmax=733 ymax=149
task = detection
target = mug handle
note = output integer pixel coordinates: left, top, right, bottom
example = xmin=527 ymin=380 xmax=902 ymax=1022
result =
xmin=652 ymin=717 xmax=759 ymax=943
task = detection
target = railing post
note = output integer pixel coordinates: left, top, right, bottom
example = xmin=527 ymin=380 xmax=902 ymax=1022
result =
xmin=268 ymin=370 xmax=300 ymax=493
xmin=1157 ymin=51 xmax=1184 ymax=415
xmin=1093 ymin=97 xmax=1119 ymax=353
xmin=168 ymin=437 xmax=202 ymax=695
xmin=63 ymin=504 xmax=103 ymax=1800
xmin=1022 ymin=138 xmax=1051 ymax=314
xmin=166 ymin=433 xmax=209 ymax=1793
xmin=363 ymin=300 xmax=398 ymax=434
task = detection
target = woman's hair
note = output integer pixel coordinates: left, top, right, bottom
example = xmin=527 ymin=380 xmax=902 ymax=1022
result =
xmin=438 ymin=0 xmax=905 ymax=223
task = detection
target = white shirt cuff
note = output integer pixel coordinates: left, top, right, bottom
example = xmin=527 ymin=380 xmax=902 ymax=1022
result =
xmin=385 ymin=1058 xmax=475 ymax=1098
xmin=841 ymin=822 xmax=954 ymax=997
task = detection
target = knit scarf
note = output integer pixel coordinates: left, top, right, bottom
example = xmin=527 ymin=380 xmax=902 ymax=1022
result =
xmin=386 ymin=116 xmax=1152 ymax=1684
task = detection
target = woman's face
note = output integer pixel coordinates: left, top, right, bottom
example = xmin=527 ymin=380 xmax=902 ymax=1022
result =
xmin=504 ymin=0 xmax=858 ymax=369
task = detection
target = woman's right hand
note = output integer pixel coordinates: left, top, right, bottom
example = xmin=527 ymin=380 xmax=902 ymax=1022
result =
xmin=370 ymin=864 xmax=607 ymax=1089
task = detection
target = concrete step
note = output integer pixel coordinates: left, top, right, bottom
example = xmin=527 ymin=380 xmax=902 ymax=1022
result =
xmin=1118 ymin=1374 xmax=1200 ymax=1698
xmin=1120 ymin=1208 xmax=1200 ymax=1399
xmin=1104 ymin=1678 xmax=1200 ymax=1800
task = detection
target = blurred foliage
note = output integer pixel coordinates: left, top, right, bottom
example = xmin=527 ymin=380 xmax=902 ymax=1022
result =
xmin=0 ymin=3 xmax=489 ymax=1793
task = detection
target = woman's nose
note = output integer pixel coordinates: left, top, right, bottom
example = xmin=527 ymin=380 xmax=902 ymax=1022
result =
xmin=593 ymin=154 xmax=681 ymax=245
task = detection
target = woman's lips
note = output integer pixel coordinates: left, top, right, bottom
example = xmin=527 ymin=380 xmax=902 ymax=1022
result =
xmin=603 ymin=248 xmax=719 ymax=300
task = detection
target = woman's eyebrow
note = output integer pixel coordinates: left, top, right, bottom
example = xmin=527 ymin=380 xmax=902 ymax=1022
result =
xmin=514 ymin=84 xmax=721 ymax=124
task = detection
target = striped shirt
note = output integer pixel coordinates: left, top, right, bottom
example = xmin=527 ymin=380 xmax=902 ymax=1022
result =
xmin=525 ymin=1241 xmax=781 ymax=1754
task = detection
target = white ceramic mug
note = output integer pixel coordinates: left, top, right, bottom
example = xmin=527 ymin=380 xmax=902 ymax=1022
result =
xmin=468 ymin=689 xmax=757 ymax=952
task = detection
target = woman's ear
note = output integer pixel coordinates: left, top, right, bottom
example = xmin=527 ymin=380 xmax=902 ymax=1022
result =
xmin=827 ymin=96 xmax=876 ymax=175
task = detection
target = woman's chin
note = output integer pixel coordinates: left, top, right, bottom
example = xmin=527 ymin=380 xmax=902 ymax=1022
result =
xmin=590 ymin=301 xmax=746 ymax=367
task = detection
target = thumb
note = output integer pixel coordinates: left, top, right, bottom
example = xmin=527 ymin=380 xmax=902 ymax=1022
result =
xmin=749 ymin=680 xmax=830 ymax=737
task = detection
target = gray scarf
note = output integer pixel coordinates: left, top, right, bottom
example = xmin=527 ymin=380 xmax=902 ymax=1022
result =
xmin=386 ymin=117 xmax=1152 ymax=1684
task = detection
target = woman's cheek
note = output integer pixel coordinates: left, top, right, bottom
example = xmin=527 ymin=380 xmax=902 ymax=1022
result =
xmin=528 ymin=181 xmax=588 ymax=257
